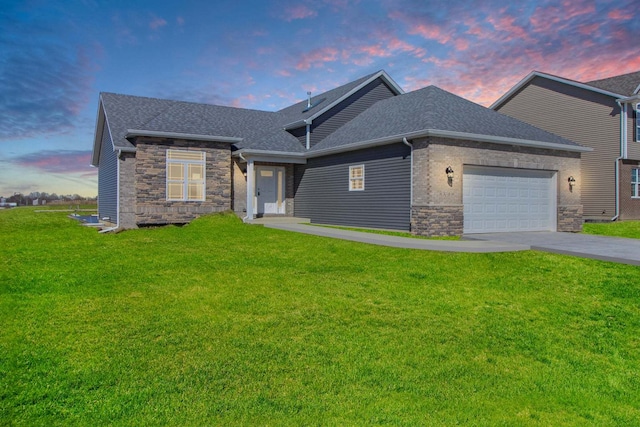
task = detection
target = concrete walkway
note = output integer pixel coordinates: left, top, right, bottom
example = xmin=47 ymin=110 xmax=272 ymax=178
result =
xmin=465 ymin=232 xmax=640 ymax=266
xmin=263 ymin=223 xmax=529 ymax=253
xmin=262 ymin=221 xmax=640 ymax=265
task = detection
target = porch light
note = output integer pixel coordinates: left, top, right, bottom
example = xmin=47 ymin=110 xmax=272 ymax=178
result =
xmin=568 ymin=176 xmax=576 ymax=189
xmin=445 ymin=166 xmax=454 ymax=180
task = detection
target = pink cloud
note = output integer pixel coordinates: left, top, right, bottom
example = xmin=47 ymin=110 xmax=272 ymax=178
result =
xmin=295 ymin=47 xmax=339 ymax=70
xmin=486 ymin=13 xmax=530 ymax=41
xmin=176 ymin=16 xmax=185 ymax=26
xmin=283 ymin=5 xmax=317 ymax=21
xmin=14 ymin=151 xmax=94 ymax=174
xmin=409 ymin=22 xmax=451 ymax=44
xmin=149 ymin=16 xmax=167 ymax=30
xmin=577 ymin=23 xmax=600 ymax=35
xmin=607 ymin=9 xmax=629 ymax=21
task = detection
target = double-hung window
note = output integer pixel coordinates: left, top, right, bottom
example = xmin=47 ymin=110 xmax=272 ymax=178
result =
xmin=632 ymin=168 xmax=640 ymax=198
xmin=349 ymin=165 xmax=364 ymax=191
xmin=166 ymin=150 xmax=206 ymax=201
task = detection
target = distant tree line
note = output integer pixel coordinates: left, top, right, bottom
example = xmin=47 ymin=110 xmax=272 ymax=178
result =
xmin=1 ymin=192 xmax=97 ymax=206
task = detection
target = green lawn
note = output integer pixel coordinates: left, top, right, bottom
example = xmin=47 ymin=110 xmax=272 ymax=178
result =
xmin=1 ymin=208 xmax=639 ymax=425
xmin=583 ymin=220 xmax=640 ymax=239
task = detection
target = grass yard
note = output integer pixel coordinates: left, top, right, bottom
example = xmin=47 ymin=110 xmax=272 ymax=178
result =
xmin=583 ymin=220 xmax=640 ymax=239
xmin=1 ymin=208 xmax=639 ymax=426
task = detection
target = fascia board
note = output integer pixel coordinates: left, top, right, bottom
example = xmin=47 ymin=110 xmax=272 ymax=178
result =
xmin=428 ymin=129 xmax=593 ymax=153
xmin=233 ymin=149 xmax=307 ymax=164
xmin=125 ymin=129 xmax=242 ymax=143
xmin=490 ymin=71 xmax=624 ymax=110
xmin=90 ymin=100 xmax=105 ymax=167
xmin=307 ymin=129 xmax=591 ymax=158
xmin=617 ymin=95 xmax=640 ymax=104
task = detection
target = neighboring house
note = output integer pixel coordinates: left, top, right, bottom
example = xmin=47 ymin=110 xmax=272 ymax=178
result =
xmin=91 ymin=70 xmax=589 ymax=236
xmin=492 ymin=70 xmax=640 ymax=221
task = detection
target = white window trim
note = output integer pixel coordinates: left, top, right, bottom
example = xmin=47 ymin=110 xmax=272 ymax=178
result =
xmin=349 ymin=164 xmax=365 ymax=191
xmin=166 ymin=149 xmax=206 ymax=201
xmin=632 ymin=168 xmax=640 ymax=199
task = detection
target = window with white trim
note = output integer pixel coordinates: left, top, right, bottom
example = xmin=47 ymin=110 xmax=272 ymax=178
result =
xmin=349 ymin=165 xmax=364 ymax=191
xmin=166 ymin=150 xmax=206 ymax=201
xmin=632 ymin=168 xmax=640 ymax=198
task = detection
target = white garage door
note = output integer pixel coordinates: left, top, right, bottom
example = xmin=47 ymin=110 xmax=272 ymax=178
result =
xmin=463 ymin=166 xmax=557 ymax=234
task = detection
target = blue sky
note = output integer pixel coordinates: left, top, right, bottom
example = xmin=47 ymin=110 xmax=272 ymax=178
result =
xmin=1 ymin=0 xmax=638 ymax=198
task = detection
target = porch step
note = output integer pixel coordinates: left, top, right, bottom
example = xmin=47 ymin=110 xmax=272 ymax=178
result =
xmin=248 ymin=216 xmax=311 ymax=225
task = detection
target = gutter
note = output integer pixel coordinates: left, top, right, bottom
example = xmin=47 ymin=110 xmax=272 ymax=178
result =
xmin=125 ymin=129 xmax=242 ymax=143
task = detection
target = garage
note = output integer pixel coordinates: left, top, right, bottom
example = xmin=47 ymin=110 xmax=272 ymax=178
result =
xmin=463 ymin=166 xmax=557 ymax=234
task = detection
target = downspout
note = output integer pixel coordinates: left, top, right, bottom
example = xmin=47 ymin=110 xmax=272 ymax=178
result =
xmin=402 ymin=137 xmax=413 ymax=226
xmin=612 ymin=101 xmax=626 ymax=221
xmin=100 ymin=149 xmax=122 ymax=233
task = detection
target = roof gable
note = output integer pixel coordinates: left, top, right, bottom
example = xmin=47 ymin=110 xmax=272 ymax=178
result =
xmin=278 ymin=70 xmax=403 ymax=128
xmin=313 ymin=85 xmax=583 ymax=153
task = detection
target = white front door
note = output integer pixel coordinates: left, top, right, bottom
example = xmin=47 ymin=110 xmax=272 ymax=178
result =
xmin=255 ymin=166 xmax=285 ymax=215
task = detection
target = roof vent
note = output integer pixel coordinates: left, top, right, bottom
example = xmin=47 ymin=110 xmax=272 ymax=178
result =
xmin=306 ymin=91 xmax=312 ymax=108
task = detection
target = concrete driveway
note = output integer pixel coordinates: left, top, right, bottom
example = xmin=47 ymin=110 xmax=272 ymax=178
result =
xmin=464 ymin=232 xmax=640 ymax=266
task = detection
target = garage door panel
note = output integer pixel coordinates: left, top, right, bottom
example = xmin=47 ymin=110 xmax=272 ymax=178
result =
xmin=463 ymin=166 xmax=557 ymax=234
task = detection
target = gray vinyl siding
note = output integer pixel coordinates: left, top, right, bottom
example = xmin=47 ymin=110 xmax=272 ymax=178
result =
xmin=307 ymin=78 xmax=397 ymax=148
xmin=98 ymin=124 xmax=118 ymax=222
xmin=294 ymin=143 xmax=411 ymax=230
xmin=496 ymin=76 xmax=621 ymax=218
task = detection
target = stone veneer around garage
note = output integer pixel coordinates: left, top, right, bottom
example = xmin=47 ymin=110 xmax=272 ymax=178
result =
xmin=410 ymin=137 xmax=584 ymax=237
xmin=133 ymin=138 xmax=232 ymax=226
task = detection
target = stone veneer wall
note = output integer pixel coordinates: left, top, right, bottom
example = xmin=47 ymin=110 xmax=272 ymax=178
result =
xmin=410 ymin=137 xmax=584 ymax=236
xmin=118 ymin=151 xmax=137 ymax=229
xmin=134 ymin=138 xmax=231 ymax=225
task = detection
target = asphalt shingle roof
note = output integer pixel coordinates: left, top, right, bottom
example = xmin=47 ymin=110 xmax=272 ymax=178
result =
xmin=586 ymin=71 xmax=640 ymax=96
xmin=100 ymin=93 xmax=304 ymax=153
xmin=99 ymin=71 xmax=583 ymax=159
xmin=313 ymin=85 xmax=581 ymax=152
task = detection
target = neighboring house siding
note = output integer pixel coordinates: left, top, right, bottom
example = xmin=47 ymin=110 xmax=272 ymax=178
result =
xmin=496 ymin=76 xmax=620 ymax=219
xmin=294 ymin=143 xmax=411 ymax=230
xmin=627 ymin=106 xmax=640 ymax=159
xmin=308 ymin=78 xmax=397 ymax=148
xmin=97 ymin=124 xmax=117 ymax=223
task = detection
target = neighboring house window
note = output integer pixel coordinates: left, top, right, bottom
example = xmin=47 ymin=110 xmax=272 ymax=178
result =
xmin=633 ymin=168 xmax=640 ymax=198
xmin=166 ymin=150 xmax=206 ymax=201
xmin=349 ymin=165 xmax=365 ymax=191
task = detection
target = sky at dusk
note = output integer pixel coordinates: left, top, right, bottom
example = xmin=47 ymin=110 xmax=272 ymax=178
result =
xmin=1 ymin=0 xmax=638 ymax=198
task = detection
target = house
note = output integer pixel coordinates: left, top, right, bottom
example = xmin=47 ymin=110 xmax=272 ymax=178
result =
xmin=91 ymin=70 xmax=589 ymax=236
xmin=492 ymin=70 xmax=640 ymax=221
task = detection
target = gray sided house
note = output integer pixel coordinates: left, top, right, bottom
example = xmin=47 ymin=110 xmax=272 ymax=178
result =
xmin=492 ymin=70 xmax=640 ymax=221
xmin=91 ymin=70 xmax=589 ymax=236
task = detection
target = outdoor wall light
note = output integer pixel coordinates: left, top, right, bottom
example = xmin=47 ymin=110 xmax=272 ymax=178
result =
xmin=445 ymin=166 xmax=454 ymax=180
xmin=242 ymin=168 xmax=247 ymax=178
xmin=568 ymin=175 xmax=576 ymax=189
